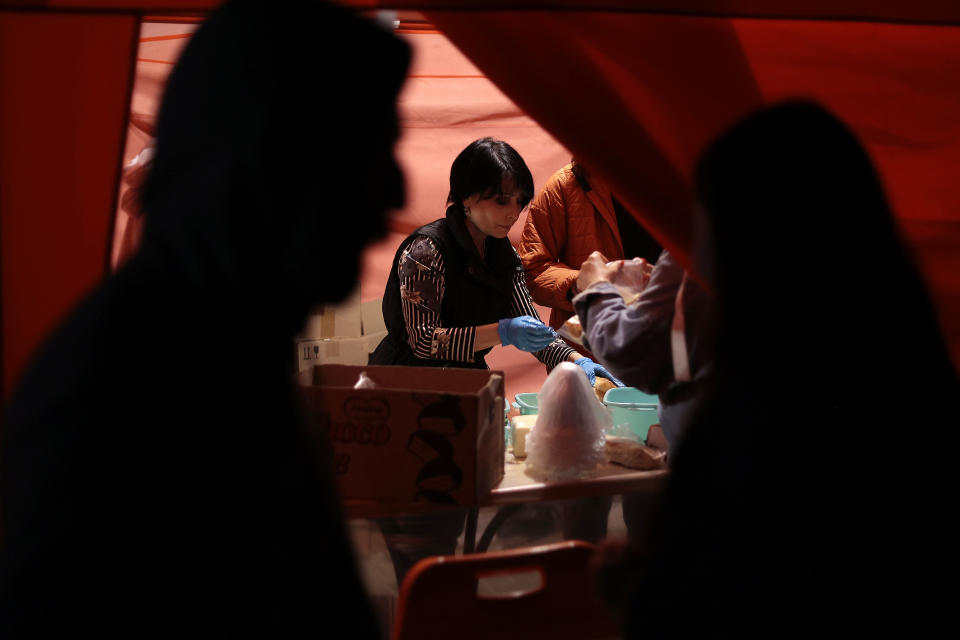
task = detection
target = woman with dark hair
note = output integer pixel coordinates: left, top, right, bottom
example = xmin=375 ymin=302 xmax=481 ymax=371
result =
xmin=371 ymin=138 xmax=619 ymax=584
xmin=607 ymin=100 xmax=960 ymax=638
xmin=371 ymin=137 xmax=615 ymax=382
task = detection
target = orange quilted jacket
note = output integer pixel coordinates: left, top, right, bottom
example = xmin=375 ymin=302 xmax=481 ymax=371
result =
xmin=518 ymin=164 xmax=625 ymax=329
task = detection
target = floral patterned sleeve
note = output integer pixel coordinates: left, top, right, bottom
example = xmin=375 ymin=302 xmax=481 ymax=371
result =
xmin=509 ymin=249 xmax=577 ymax=369
xmin=399 ymin=236 xmax=478 ymax=362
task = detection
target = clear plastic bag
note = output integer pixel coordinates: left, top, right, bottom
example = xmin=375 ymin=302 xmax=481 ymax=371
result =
xmin=353 ymin=371 xmax=377 ymax=389
xmin=525 ymin=362 xmax=611 ymax=481
xmin=605 ymin=422 xmax=641 ymax=441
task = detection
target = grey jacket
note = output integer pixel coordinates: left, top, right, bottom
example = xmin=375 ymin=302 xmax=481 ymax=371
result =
xmin=573 ymin=250 xmax=714 ymax=448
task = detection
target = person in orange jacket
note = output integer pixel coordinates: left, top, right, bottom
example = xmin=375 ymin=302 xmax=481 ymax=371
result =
xmin=518 ymin=161 xmax=662 ymax=330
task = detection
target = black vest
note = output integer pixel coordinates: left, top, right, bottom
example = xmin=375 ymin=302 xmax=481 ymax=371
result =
xmin=370 ymin=206 xmax=521 ymax=368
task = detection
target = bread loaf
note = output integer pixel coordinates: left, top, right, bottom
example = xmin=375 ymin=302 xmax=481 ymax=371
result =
xmin=563 ymin=315 xmax=582 ymax=339
xmin=604 ymin=436 xmax=667 ymax=470
xmin=593 ymin=377 xmax=616 ymax=403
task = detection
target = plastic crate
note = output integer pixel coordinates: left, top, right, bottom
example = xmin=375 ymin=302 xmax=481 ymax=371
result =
xmin=513 ymin=392 xmax=539 ymax=415
xmin=602 ymin=387 xmax=659 ymax=442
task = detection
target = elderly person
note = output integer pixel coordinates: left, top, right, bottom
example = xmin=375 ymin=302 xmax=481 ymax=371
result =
xmin=573 ymin=248 xmax=714 ymax=450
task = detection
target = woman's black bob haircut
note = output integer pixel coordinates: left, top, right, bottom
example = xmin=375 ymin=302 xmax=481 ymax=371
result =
xmin=446 ymin=137 xmax=535 ymax=212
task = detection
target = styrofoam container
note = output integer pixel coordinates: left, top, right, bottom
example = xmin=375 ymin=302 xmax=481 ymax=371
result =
xmin=602 ymin=387 xmax=659 ymax=442
xmin=509 ymin=414 xmax=537 ymax=458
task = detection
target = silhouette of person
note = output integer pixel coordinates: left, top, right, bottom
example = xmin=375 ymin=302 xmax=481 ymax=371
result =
xmin=0 ymin=1 xmax=409 ymax=636
xmin=606 ymin=101 xmax=960 ymax=638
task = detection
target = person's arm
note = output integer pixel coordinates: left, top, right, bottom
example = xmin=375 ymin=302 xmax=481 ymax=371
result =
xmin=518 ymin=174 xmax=579 ymax=311
xmin=508 ymin=253 xmax=578 ymax=368
xmin=399 ymin=237 xmax=491 ymax=361
xmin=572 ymin=251 xmax=683 ymax=392
xmin=401 ymin=238 xmax=556 ymax=359
xmin=473 ymin=323 xmax=501 ymax=352
xmin=508 ymin=267 xmax=623 ymax=384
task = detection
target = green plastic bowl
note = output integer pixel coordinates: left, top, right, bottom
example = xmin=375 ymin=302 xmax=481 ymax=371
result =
xmin=602 ymin=387 xmax=659 ymax=442
xmin=514 ymin=392 xmax=539 ymax=415
xmin=603 ymin=387 xmax=659 ymax=405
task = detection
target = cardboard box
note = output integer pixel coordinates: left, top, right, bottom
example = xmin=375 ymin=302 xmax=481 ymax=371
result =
xmin=361 ymin=298 xmax=387 ymax=336
xmin=363 ymin=328 xmax=387 ymax=350
xmin=295 ymin=330 xmax=388 ymax=373
xmin=299 ymin=364 xmax=505 ymax=507
xmin=295 ymin=293 xmax=388 ymax=372
xmin=297 ymin=337 xmax=371 ymax=371
xmin=298 ymin=288 xmax=363 ymax=340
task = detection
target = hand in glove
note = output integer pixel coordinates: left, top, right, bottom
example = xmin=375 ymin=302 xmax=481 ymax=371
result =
xmin=574 ymin=357 xmax=625 ymax=387
xmin=498 ymin=316 xmax=557 ymax=352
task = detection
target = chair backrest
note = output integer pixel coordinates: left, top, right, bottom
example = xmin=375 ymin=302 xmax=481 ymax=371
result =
xmin=393 ymin=540 xmax=621 ymax=640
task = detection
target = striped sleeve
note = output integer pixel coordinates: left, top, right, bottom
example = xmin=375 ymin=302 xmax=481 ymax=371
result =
xmin=510 ymin=249 xmax=577 ymax=369
xmin=399 ymin=236 xmax=478 ymax=363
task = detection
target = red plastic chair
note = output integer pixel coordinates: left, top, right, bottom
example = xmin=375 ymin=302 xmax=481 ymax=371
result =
xmin=393 ymin=540 xmax=621 ymax=640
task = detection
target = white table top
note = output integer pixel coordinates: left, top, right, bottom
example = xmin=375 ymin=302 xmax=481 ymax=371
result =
xmin=344 ymin=453 xmax=667 ymax=518
xmin=491 ymin=452 xmax=667 ymax=504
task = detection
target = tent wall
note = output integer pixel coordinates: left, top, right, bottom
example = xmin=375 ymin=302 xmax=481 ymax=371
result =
xmin=342 ymin=1 xmax=960 ymax=24
xmin=18 ymin=0 xmax=960 ymax=24
xmin=3 ymin=1 xmax=960 ymax=410
xmin=0 ymin=11 xmax=138 ymax=406
xmin=108 ymin=20 xmax=572 ymax=402
xmin=425 ymin=9 xmax=960 ymax=368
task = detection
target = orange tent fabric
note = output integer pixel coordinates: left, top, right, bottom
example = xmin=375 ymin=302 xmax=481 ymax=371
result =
xmin=422 ymin=6 xmax=960 ymax=368
xmin=105 ymin=18 xmax=572 ymax=403
xmin=0 ymin=11 xmax=139 ymax=405
xmin=3 ymin=1 xmax=960 ymax=409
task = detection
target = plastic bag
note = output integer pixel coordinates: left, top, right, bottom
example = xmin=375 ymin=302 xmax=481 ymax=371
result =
xmin=605 ymin=422 xmax=640 ymax=441
xmin=353 ymin=371 xmax=377 ymax=389
xmin=609 ymin=257 xmax=653 ymax=305
xmin=525 ymin=362 xmax=611 ymax=481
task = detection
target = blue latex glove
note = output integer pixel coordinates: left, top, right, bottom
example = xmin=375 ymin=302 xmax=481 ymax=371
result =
xmin=498 ymin=316 xmax=557 ymax=352
xmin=574 ymin=357 xmax=625 ymax=387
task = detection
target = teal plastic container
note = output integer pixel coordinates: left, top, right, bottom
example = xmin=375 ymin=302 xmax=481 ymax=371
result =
xmin=513 ymin=392 xmax=539 ymax=415
xmin=602 ymin=387 xmax=659 ymax=442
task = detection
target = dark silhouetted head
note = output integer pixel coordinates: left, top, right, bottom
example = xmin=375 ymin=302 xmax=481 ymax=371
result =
xmin=140 ymin=0 xmax=410 ymax=328
xmin=693 ymin=100 xmax=945 ymax=381
xmin=666 ymin=99 xmax=960 ymax=636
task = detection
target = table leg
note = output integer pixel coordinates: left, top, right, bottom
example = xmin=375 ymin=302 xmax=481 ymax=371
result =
xmin=476 ymin=504 xmax=524 ymax=552
xmin=463 ymin=507 xmax=478 ymax=554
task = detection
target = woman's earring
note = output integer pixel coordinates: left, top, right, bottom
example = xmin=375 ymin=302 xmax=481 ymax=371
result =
xmin=464 ymin=206 xmax=471 ymax=216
